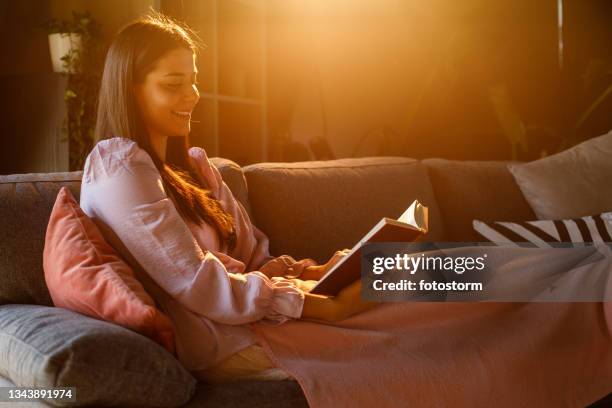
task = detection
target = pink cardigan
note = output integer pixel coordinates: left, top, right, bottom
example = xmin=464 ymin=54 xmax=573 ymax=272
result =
xmin=80 ymin=137 xmax=306 ymax=371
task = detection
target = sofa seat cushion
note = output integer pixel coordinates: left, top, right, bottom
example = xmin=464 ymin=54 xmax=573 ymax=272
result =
xmin=244 ymin=157 xmax=445 ymax=263
xmin=424 ymin=159 xmax=536 ymax=242
xmin=0 ymin=374 xmax=309 ymax=408
xmin=184 ymin=380 xmax=308 ymax=408
xmin=0 ymin=304 xmax=196 ymax=407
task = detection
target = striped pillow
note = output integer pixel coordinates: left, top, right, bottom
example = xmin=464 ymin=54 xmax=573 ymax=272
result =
xmin=473 ymin=212 xmax=612 ymax=246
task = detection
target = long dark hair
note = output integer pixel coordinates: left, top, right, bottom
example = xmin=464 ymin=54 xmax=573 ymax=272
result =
xmin=94 ymin=11 xmax=236 ymax=251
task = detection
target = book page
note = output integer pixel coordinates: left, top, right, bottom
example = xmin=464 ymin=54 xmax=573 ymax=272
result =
xmin=397 ymin=200 xmax=428 ymax=231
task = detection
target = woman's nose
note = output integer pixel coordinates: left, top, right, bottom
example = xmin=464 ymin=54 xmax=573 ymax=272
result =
xmin=186 ymin=84 xmax=200 ymax=104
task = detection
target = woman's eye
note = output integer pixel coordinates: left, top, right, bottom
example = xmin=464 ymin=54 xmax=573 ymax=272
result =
xmin=164 ymin=81 xmax=198 ymax=90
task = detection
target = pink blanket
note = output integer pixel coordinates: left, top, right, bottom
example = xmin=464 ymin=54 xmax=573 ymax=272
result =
xmin=253 ymin=301 xmax=612 ymax=407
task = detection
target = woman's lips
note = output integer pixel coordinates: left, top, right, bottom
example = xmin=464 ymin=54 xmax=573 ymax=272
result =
xmin=172 ymin=110 xmax=191 ymax=119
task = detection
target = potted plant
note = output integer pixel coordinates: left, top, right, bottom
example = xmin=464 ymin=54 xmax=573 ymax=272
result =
xmin=43 ymin=11 xmax=105 ymax=170
xmin=48 ymin=32 xmax=82 ymax=74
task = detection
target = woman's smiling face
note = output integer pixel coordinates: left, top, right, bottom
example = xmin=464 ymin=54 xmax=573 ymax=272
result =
xmin=134 ymin=47 xmax=200 ymax=140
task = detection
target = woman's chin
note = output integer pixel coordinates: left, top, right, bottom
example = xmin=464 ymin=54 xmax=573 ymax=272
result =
xmin=168 ymin=126 xmax=190 ymax=137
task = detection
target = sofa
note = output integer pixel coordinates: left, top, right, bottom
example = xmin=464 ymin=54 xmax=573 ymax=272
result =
xmin=0 ymin=155 xmax=609 ymax=407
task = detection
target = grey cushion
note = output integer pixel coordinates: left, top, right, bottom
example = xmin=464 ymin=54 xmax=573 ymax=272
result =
xmin=244 ymin=157 xmax=445 ymax=264
xmin=0 ymin=375 xmax=49 ymax=407
xmin=424 ymin=159 xmax=536 ymax=241
xmin=0 ymin=304 xmax=196 ymax=407
xmin=0 ymin=159 xmax=248 ymax=307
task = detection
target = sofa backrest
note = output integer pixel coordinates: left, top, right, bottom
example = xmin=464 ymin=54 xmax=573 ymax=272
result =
xmin=0 ymin=172 xmax=83 ymax=306
xmin=243 ymin=157 xmax=446 ymax=263
xmin=423 ymin=159 xmax=536 ymax=241
xmin=0 ymin=158 xmax=247 ymax=306
xmin=207 ymin=158 xmax=253 ymax=219
xmin=0 ymin=155 xmax=536 ymax=306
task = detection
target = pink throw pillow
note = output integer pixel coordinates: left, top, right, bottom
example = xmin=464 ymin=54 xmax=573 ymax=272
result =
xmin=43 ymin=187 xmax=176 ymax=354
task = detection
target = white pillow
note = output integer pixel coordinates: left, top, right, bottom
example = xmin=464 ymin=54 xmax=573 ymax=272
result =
xmin=508 ymin=130 xmax=612 ymax=220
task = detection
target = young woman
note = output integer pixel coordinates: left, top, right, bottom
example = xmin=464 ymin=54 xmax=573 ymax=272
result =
xmin=80 ymin=11 xmax=375 ymax=382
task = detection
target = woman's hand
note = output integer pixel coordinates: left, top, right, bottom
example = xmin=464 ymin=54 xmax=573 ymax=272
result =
xmin=259 ymin=255 xmax=317 ymax=279
xmin=330 ymin=280 xmax=380 ymax=321
xmin=299 ymin=249 xmax=351 ymax=281
xmin=301 ymin=280 xmax=380 ymax=322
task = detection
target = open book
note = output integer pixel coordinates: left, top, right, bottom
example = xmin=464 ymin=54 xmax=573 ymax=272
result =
xmin=309 ymin=200 xmax=428 ymax=296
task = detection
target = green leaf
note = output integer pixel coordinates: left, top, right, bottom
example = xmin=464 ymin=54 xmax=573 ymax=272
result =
xmin=64 ymin=89 xmax=77 ymax=100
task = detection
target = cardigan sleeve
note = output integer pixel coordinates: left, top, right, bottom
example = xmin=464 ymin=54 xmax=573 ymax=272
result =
xmin=80 ymin=138 xmax=305 ymax=325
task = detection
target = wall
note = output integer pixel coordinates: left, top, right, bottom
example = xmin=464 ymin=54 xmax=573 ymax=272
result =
xmin=266 ymin=0 xmax=612 ymax=161
xmin=0 ymin=1 xmax=157 ymax=174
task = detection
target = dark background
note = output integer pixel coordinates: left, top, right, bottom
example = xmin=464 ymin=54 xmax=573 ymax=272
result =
xmin=1 ymin=0 xmax=611 ymax=173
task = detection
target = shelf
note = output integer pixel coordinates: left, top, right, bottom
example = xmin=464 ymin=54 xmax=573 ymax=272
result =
xmin=218 ymin=101 xmax=262 ymax=165
xmin=161 ymin=0 xmax=267 ymax=163
xmin=218 ymin=0 xmax=263 ymax=100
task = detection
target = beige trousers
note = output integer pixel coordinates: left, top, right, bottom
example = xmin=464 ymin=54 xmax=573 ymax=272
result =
xmin=194 ymin=344 xmax=292 ymax=383
xmin=196 ymin=280 xmax=319 ymax=383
